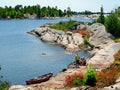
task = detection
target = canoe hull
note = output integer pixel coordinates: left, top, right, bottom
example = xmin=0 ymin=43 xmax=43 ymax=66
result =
xmin=26 ymin=73 xmax=53 ymax=85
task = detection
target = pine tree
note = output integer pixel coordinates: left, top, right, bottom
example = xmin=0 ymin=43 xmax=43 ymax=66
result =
xmin=97 ymin=5 xmax=105 ymax=24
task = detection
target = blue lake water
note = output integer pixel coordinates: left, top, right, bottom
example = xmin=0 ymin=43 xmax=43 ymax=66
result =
xmin=0 ymin=17 xmax=92 ymax=85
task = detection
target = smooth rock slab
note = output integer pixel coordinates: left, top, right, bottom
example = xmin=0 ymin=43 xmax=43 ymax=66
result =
xmin=32 ymin=27 xmax=83 ymax=52
xmin=9 ymin=85 xmax=35 ymax=90
xmin=88 ymin=23 xmax=114 ymax=49
xmin=88 ymin=43 xmax=120 ymax=69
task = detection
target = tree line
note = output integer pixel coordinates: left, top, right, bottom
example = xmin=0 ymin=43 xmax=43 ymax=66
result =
xmin=0 ymin=5 xmax=74 ymax=19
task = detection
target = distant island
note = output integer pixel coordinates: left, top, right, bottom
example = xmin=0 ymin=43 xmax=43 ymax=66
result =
xmin=0 ymin=5 xmax=109 ymax=20
xmin=0 ymin=5 xmax=74 ymax=19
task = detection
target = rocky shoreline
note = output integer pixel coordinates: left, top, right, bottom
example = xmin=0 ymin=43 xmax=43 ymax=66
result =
xmin=9 ymin=23 xmax=120 ymax=90
xmin=28 ymin=26 xmax=84 ymax=53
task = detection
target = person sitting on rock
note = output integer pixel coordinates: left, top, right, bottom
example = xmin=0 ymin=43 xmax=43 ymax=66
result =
xmin=75 ymin=54 xmax=80 ymax=68
xmin=80 ymin=57 xmax=86 ymax=65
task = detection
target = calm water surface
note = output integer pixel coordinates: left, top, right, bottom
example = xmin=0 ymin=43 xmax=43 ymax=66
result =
xmin=0 ymin=17 xmax=92 ymax=84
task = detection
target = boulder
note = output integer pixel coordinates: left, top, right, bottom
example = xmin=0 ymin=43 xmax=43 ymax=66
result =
xmin=88 ymin=43 xmax=120 ymax=69
xmin=72 ymin=33 xmax=83 ymax=45
xmin=77 ymin=24 xmax=88 ymax=30
xmin=88 ymin=23 xmax=114 ymax=49
xmin=66 ymin=43 xmax=79 ymax=52
xmin=60 ymin=35 xmax=68 ymax=46
xmin=41 ymin=32 xmax=55 ymax=42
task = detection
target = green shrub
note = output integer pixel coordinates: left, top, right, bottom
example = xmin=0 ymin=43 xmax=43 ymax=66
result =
xmin=79 ymin=43 xmax=84 ymax=49
xmin=105 ymin=13 xmax=120 ymax=38
xmin=72 ymin=77 xmax=83 ymax=87
xmin=64 ymin=72 xmax=84 ymax=88
xmin=114 ymin=38 xmax=120 ymax=42
xmin=83 ymin=37 xmax=89 ymax=45
xmin=83 ymin=67 xmax=97 ymax=86
xmin=0 ymin=81 xmax=10 ymax=90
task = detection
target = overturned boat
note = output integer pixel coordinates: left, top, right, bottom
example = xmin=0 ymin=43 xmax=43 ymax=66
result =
xmin=26 ymin=72 xmax=53 ymax=85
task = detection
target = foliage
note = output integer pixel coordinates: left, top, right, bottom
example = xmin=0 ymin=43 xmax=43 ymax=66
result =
xmin=0 ymin=66 xmax=10 ymax=90
xmin=79 ymin=10 xmax=92 ymax=15
xmin=114 ymin=38 xmax=120 ymax=42
xmin=83 ymin=37 xmax=89 ymax=45
xmin=96 ymin=50 xmax=120 ymax=88
xmin=115 ymin=7 xmax=120 ymax=17
xmin=114 ymin=50 xmax=120 ymax=60
xmin=79 ymin=43 xmax=84 ymax=49
xmin=50 ymin=20 xmax=81 ymax=32
xmin=97 ymin=6 xmax=105 ymax=24
xmin=83 ymin=66 xmax=97 ymax=86
xmin=72 ymin=77 xmax=83 ymax=87
xmin=114 ymin=50 xmax=120 ymax=76
xmin=0 ymin=81 xmax=10 ymax=90
xmin=0 ymin=5 xmax=74 ymax=19
xmin=64 ymin=72 xmax=84 ymax=88
xmin=96 ymin=65 xmax=119 ymax=88
xmin=105 ymin=13 xmax=120 ymax=37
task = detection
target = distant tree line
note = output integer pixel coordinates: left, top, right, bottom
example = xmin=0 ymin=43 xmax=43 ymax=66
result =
xmin=0 ymin=5 xmax=74 ymax=19
xmin=78 ymin=10 xmax=110 ymax=15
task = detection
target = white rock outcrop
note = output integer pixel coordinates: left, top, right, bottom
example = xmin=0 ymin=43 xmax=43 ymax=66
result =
xmin=31 ymin=27 xmax=83 ymax=52
xmin=9 ymin=85 xmax=34 ymax=90
xmin=88 ymin=43 xmax=120 ymax=69
xmin=88 ymin=23 xmax=114 ymax=49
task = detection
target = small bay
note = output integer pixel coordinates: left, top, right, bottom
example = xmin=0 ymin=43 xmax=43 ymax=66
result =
xmin=0 ymin=17 xmax=92 ymax=84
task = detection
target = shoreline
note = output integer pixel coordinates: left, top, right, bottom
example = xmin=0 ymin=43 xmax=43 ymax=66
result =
xmin=0 ymin=15 xmax=81 ymax=20
xmin=28 ymin=26 xmax=84 ymax=53
xmin=27 ymin=23 xmax=120 ymax=89
xmin=9 ymin=23 xmax=120 ymax=90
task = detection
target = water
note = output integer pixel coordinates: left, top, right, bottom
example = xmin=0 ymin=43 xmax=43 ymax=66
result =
xmin=0 ymin=17 xmax=92 ymax=85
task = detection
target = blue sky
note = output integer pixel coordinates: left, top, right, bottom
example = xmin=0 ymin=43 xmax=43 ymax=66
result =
xmin=0 ymin=0 xmax=120 ymax=12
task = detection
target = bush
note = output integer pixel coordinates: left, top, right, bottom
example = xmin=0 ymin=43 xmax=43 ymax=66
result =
xmin=96 ymin=50 xmax=120 ymax=88
xmin=64 ymin=72 xmax=84 ymax=88
xmin=114 ymin=50 xmax=120 ymax=76
xmin=0 ymin=81 xmax=10 ymax=90
xmin=114 ymin=38 xmax=120 ymax=42
xmin=83 ymin=66 xmax=97 ymax=86
xmin=79 ymin=43 xmax=84 ymax=49
xmin=83 ymin=37 xmax=89 ymax=45
xmin=105 ymin=13 xmax=120 ymax=38
xmin=114 ymin=50 xmax=120 ymax=60
xmin=96 ymin=65 xmax=119 ymax=88
xmin=72 ymin=77 xmax=83 ymax=87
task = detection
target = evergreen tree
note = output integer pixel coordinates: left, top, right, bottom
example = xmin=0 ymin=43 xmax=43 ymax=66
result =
xmin=97 ymin=5 xmax=105 ymax=24
xmin=67 ymin=7 xmax=72 ymax=17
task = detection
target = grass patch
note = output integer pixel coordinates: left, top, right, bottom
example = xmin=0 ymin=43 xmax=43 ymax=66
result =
xmin=114 ymin=38 xmax=120 ymax=42
xmin=49 ymin=20 xmax=81 ymax=32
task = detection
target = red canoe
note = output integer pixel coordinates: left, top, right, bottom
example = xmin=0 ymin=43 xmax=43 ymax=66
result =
xmin=26 ymin=72 xmax=53 ymax=85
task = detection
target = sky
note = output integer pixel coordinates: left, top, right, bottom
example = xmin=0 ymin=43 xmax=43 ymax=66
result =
xmin=0 ymin=0 xmax=120 ymax=12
